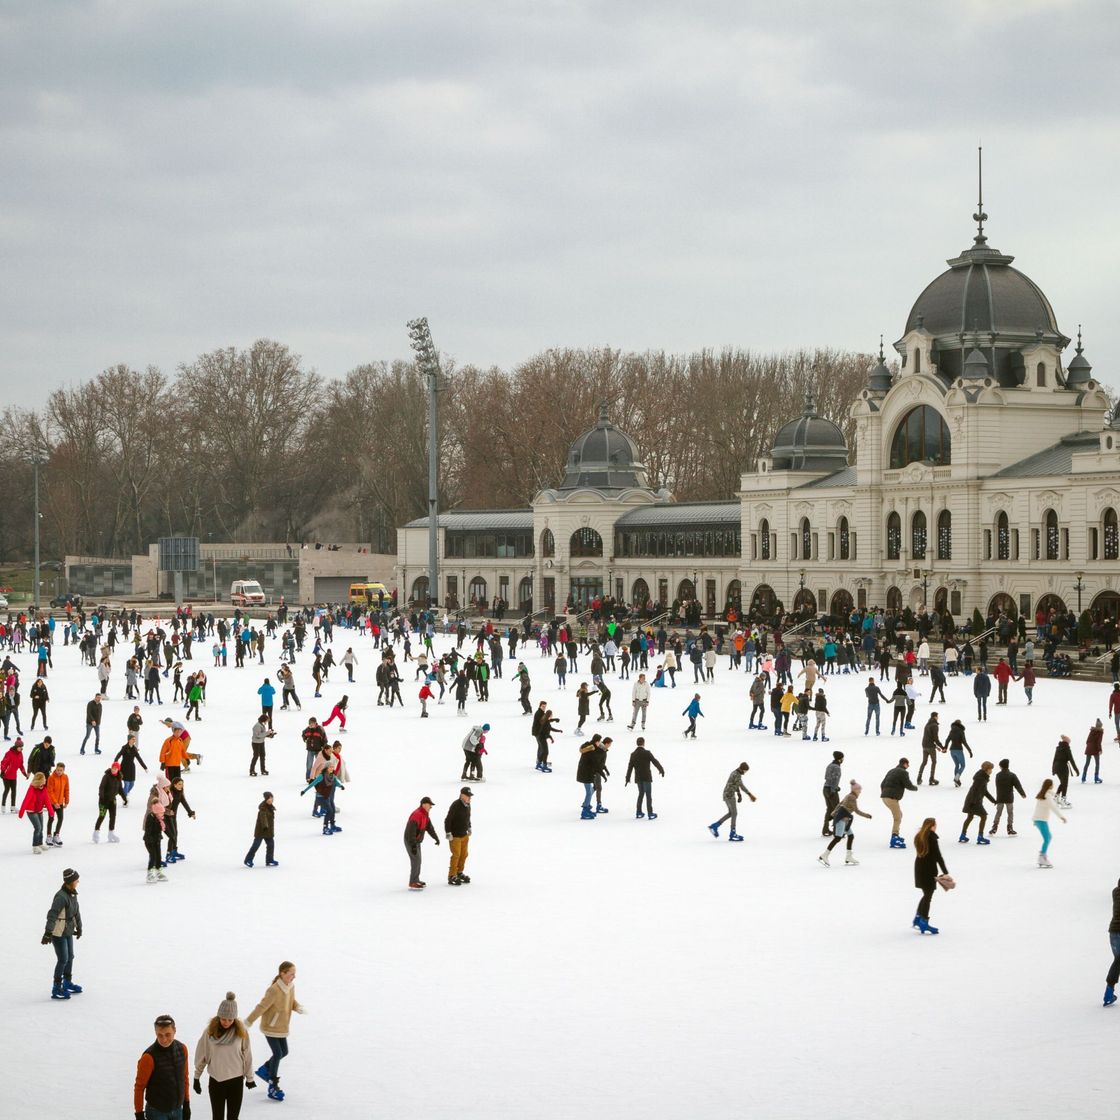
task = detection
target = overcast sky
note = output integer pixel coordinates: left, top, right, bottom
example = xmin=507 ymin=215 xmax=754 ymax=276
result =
xmin=2 ymin=0 xmax=1118 ymax=405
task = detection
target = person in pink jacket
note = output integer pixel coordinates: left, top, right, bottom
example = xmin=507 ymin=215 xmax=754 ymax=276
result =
xmin=1 ymin=739 xmax=27 ymax=811
xmin=18 ymin=771 xmax=55 ymax=852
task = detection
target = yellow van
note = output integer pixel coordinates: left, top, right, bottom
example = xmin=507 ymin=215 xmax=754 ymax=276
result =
xmin=349 ymin=582 xmax=389 ymax=608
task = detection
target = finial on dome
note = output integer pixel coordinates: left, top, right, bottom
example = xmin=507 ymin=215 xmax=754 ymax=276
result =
xmin=597 ymin=401 xmax=609 ymax=425
xmin=878 ymin=335 xmax=885 ymax=362
xmin=1076 ymin=324 xmax=1083 ymax=354
xmin=803 ymin=389 xmax=817 ymax=418
xmin=972 ymin=145 xmax=988 ymax=246
xmin=1067 ymin=324 xmax=1093 ymax=386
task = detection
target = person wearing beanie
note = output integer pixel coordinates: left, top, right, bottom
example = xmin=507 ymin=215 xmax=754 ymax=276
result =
xmin=93 ymin=762 xmax=124 ymax=844
xmin=42 ymin=867 xmax=82 ymax=1000
xmin=1082 ymin=718 xmax=1105 ymax=784
xmin=247 ymin=962 xmax=305 ymax=1101
xmin=244 ymin=793 xmax=277 ymax=869
xmin=819 ymin=779 xmax=872 ymax=867
xmin=990 ymin=759 xmax=1026 ymax=836
xmin=194 ymin=992 xmax=256 ymax=1118
xmin=821 ymin=752 xmax=844 ymax=837
xmin=1 ymin=736 xmax=26 ymax=811
xmin=404 ymin=796 xmax=440 ymax=889
xmin=460 ymin=724 xmax=488 ymax=783
xmin=45 ymin=761 xmax=69 ymax=847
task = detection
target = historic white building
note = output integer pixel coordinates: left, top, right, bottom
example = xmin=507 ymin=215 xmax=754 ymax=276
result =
xmin=398 ymin=206 xmax=1120 ymax=624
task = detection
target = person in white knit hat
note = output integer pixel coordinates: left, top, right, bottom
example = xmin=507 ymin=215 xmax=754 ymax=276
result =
xmin=194 ymin=990 xmax=256 ymax=1117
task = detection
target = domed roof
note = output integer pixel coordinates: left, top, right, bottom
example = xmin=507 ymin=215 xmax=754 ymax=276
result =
xmin=868 ymin=337 xmax=893 ymax=393
xmin=770 ymin=392 xmax=848 ymax=471
xmin=558 ymin=404 xmax=651 ymax=492
xmin=1066 ymin=326 xmax=1093 ymax=387
xmin=899 ymin=199 xmax=1070 ymax=386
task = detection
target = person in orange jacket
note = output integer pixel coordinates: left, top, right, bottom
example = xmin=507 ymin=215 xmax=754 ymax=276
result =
xmin=159 ymin=722 xmax=201 ymax=780
xmin=18 ymin=771 xmax=55 ymax=852
xmin=46 ymin=761 xmax=69 ymax=847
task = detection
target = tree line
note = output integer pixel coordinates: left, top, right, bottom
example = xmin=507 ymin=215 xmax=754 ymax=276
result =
xmin=0 ymin=340 xmax=872 ymax=562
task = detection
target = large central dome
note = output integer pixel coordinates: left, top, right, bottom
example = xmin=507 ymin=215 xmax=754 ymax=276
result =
xmin=558 ymin=404 xmax=650 ymax=492
xmin=899 ymin=220 xmax=1070 ymax=386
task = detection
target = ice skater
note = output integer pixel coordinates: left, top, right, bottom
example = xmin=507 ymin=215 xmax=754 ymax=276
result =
xmin=625 ymin=736 xmax=664 ymax=819
xmin=193 ymin=992 xmax=256 ymax=1117
xmin=959 ymin=762 xmax=995 ymax=844
xmin=913 ymin=818 xmax=949 ymax=934
xmin=248 ymin=962 xmax=305 ymax=1101
xmin=41 ymin=866 xmax=82 ymax=1001
xmin=404 ymin=796 xmax=440 ymax=889
xmin=819 ymin=779 xmax=871 ymax=866
xmin=682 ymin=693 xmax=704 ymax=738
xmin=244 ymin=791 xmax=278 ymax=868
xmin=709 ymin=763 xmax=756 ymax=841
xmin=1032 ymin=778 xmax=1067 ymax=868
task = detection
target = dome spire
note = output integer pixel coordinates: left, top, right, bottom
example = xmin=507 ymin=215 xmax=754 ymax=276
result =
xmin=972 ymin=145 xmax=988 ymax=247
xmin=1067 ymin=323 xmax=1093 ymax=387
xmin=803 ymin=389 xmax=817 ymax=418
xmin=597 ymin=400 xmax=609 ymax=426
xmin=869 ymin=335 xmax=892 ymax=392
xmin=879 ymin=334 xmax=885 ymax=362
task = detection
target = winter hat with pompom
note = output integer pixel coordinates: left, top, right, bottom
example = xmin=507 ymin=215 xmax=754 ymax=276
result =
xmin=217 ymin=992 xmax=238 ymax=1019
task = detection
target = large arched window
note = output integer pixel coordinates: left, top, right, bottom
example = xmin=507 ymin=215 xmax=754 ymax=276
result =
xmin=886 ymin=512 xmax=901 ymax=560
xmin=468 ymin=576 xmax=487 ymax=603
xmin=1044 ymin=510 xmax=1059 ymax=561
xmin=632 ymin=578 xmax=650 ymax=606
xmin=517 ymin=576 xmax=533 ymax=608
xmin=410 ymin=575 xmax=429 ymax=603
xmin=838 ymin=516 xmax=850 ymax=561
xmin=937 ymin=510 xmax=952 ymax=560
xmin=1105 ymin=508 xmax=1119 ymax=561
xmin=800 ymin=517 xmax=812 ymax=560
xmin=996 ymin=511 xmax=1010 ymax=561
xmin=540 ymin=529 xmax=555 ymax=558
xmin=759 ymin=518 xmax=771 ymax=560
xmin=569 ymin=528 xmax=602 ymax=557
xmin=889 ymin=406 xmax=951 ymax=469
xmin=911 ymin=511 xmax=927 ymax=560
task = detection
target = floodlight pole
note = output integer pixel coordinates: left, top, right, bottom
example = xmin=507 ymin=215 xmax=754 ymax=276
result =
xmin=407 ymin=317 xmax=442 ymax=609
xmin=32 ymin=453 xmax=41 ymax=614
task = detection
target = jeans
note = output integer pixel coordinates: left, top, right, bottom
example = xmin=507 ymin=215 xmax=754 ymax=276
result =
xmin=266 ymin=1035 xmax=288 ymax=1081
xmin=1081 ymin=756 xmax=1101 ymax=781
xmin=1107 ymin=933 xmax=1120 ymax=987
xmin=52 ymin=934 xmax=74 ymax=985
xmin=635 ymin=781 xmax=653 ymax=815
xmin=715 ymin=795 xmax=738 ymax=831
xmin=822 ymin=788 xmax=839 ymax=835
xmin=144 ymin=1107 xmax=183 ymax=1120
xmin=246 ymin=837 xmax=275 ymax=864
xmin=991 ymin=801 xmax=1015 ymax=832
xmin=81 ymin=723 xmax=100 ymax=751
xmin=976 ymin=697 xmax=987 ymax=720
xmin=1034 ymin=819 xmax=1052 ymax=853
xmin=581 ymin=782 xmax=594 ymax=812
xmin=27 ymin=811 xmax=44 ymax=846
xmin=949 ymin=749 xmax=966 ymax=779
xmin=865 ymin=704 xmax=880 ymax=734
xmin=122 ymin=780 xmax=135 ymax=799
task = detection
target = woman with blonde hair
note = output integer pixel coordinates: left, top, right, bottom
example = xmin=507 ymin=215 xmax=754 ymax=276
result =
xmin=1032 ymin=778 xmax=1067 ymax=868
xmin=194 ymin=991 xmax=255 ymax=1118
xmin=913 ymin=817 xmax=949 ymax=934
xmin=247 ymin=961 xmax=306 ymax=1102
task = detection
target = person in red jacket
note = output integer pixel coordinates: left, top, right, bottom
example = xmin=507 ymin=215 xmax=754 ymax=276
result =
xmin=1 ymin=738 xmax=27 ymax=811
xmin=18 ymin=771 xmax=55 ymax=852
xmin=1109 ymin=682 xmax=1120 ymax=742
xmin=418 ymin=682 xmax=434 ymax=718
xmin=992 ymin=658 xmax=1013 ymax=704
xmin=404 ymin=796 xmax=440 ymax=888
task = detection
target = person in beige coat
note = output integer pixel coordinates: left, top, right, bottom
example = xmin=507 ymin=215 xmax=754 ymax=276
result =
xmin=246 ymin=962 xmax=305 ymax=1101
xmin=193 ymin=991 xmax=255 ymax=1118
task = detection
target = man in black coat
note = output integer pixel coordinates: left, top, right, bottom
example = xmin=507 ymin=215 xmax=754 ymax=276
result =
xmin=444 ymin=787 xmax=473 ymax=885
xmin=917 ymin=713 xmax=943 ymax=786
xmin=625 ymin=736 xmax=664 ymax=819
xmin=990 ymin=759 xmax=1026 ymax=836
xmin=880 ymin=758 xmax=918 ymax=848
xmin=80 ymin=694 xmax=103 ymax=755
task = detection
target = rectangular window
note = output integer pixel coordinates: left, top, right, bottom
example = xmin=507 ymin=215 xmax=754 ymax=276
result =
xmin=1032 ymin=529 xmax=1040 ymax=561
xmin=1012 ymin=529 xmax=1020 ymax=560
xmin=951 ymin=589 xmax=962 ymax=615
xmin=498 ymin=576 xmax=509 ymax=602
xmin=1091 ymin=527 xmax=1099 ymax=560
xmin=1061 ymin=527 xmax=1069 ymax=560
xmin=985 ymin=529 xmax=992 ymax=560
xmin=791 ymin=532 xmax=798 ymax=560
xmin=658 ymin=578 xmax=668 ymax=607
xmin=857 ymin=586 xmax=867 ymax=610
xmin=828 ymin=532 xmax=835 ymax=560
xmin=850 ymin=531 xmax=857 ymax=561
xmin=751 ymin=533 xmax=758 ymax=561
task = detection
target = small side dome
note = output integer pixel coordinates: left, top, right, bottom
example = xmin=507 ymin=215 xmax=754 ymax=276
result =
xmin=769 ymin=391 xmax=848 ymax=471
xmin=961 ymin=347 xmax=990 ymax=379
xmin=1067 ymin=325 xmax=1093 ymax=388
xmin=868 ymin=336 xmax=893 ymax=393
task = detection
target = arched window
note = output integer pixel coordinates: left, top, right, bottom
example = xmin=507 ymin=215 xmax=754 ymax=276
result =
xmin=838 ymin=517 xmax=850 ymax=561
xmin=1105 ymin=508 xmax=1119 ymax=561
xmin=996 ymin=511 xmax=1010 ymax=561
xmin=911 ymin=510 xmax=927 ymax=560
xmin=937 ymin=510 xmax=952 ymax=560
xmin=889 ymin=406 xmax=951 ymax=469
xmin=759 ymin=518 xmax=771 ymax=560
xmin=1044 ymin=509 xmax=1059 ymax=560
xmin=468 ymin=576 xmax=487 ymax=604
xmin=632 ymin=578 xmax=650 ymax=606
xmin=886 ymin=512 xmax=901 ymax=560
xmin=410 ymin=575 xmax=429 ymax=603
xmin=1036 ymin=362 xmax=1046 ymax=388
xmin=677 ymin=579 xmax=695 ymax=602
xmin=725 ymin=580 xmax=742 ymax=613
xmin=569 ymin=527 xmax=602 ymax=558
xmin=540 ymin=529 xmax=555 ymax=558
xmin=800 ymin=517 xmax=812 ymax=560
xmin=886 ymin=585 xmax=902 ymax=611
xmin=517 ymin=576 xmax=533 ymax=608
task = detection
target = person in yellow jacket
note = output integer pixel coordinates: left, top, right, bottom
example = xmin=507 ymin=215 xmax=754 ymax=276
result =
xmin=246 ymin=961 xmax=305 ymax=1102
xmin=779 ymin=685 xmax=798 ymax=736
xmin=45 ymin=762 xmax=69 ymax=847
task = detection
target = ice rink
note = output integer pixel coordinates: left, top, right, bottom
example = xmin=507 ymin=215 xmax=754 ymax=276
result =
xmin=4 ymin=620 xmax=1118 ymax=1119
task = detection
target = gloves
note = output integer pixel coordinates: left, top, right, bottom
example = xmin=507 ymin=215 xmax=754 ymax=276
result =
xmin=246 ymin=1081 xmax=256 ymax=1090
xmin=445 ymin=832 xmax=452 ymax=841
xmin=299 ymin=789 xmax=307 ymax=796
xmin=41 ymin=933 xmax=51 ymax=945
xmin=76 ymin=930 xmax=82 ymax=939
xmin=137 ymin=1112 xmax=146 ymax=1120
xmin=434 ymin=838 xmax=440 ymax=845
xmin=193 ymin=1078 xmax=203 ymax=1095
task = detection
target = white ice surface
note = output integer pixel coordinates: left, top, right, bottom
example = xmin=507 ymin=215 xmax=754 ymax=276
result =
xmin=3 ymin=626 xmax=1117 ymax=1119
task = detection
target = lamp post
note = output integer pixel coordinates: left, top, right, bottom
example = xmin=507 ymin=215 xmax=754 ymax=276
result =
xmin=921 ymin=569 xmax=931 ymax=608
xmin=31 ymin=450 xmax=42 ymax=614
xmin=407 ymin=317 xmax=444 ymax=609
xmin=1074 ymin=571 xmax=1084 ymax=613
